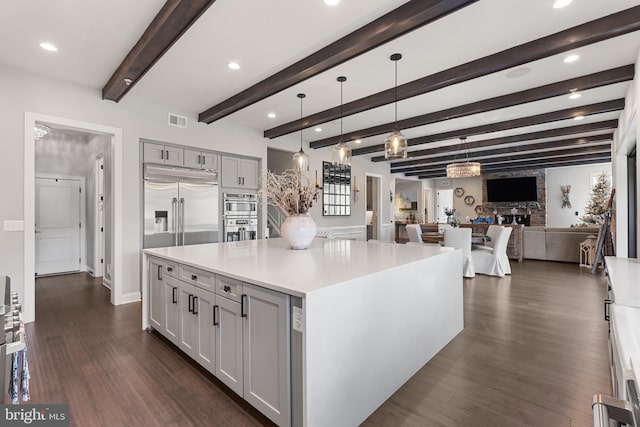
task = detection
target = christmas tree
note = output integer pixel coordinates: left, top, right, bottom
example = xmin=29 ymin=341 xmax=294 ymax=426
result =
xmin=580 ymin=172 xmax=611 ymax=225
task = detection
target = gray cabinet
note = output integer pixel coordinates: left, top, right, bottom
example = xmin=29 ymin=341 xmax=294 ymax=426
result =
xmin=149 ymin=257 xmax=164 ymax=331
xmin=143 ymin=142 xmax=183 ymax=166
xmin=216 ymin=293 xmax=244 ymax=396
xmin=194 ymin=286 xmax=216 ymax=373
xmin=242 ymin=283 xmax=291 ymax=427
xmin=221 ymin=156 xmax=259 ymax=189
xmin=163 ymin=275 xmax=180 ymax=345
xmin=179 ymin=281 xmax=198 ymax=358
xmin=184 ymin=149 xmax=218 ymax=171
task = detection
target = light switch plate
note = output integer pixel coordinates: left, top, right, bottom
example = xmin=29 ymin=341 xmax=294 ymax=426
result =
xmin=292 ymin=306 xmax=304 ymax=333
xmin=3 ymin=220 xmax=24 ymax=232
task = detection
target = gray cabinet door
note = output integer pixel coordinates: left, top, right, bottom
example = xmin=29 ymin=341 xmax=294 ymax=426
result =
xmin=165 ymin=146 xmax=183 ymax=166
xmin=194 ymin=287 xmax=216 ymax=373
xmin=242 ymin=284 xmax=291 ymax=427
xmin=183 ymin=149 xmax=203 ymax=169
xmin=179 ymin=281 xmax=197 ymax=358
xmin=143 ymin=143 xmax=165 ymax=164
xmin=148 ymin=257 xmax=164 ymax=332
xmin=216 ymin=295 xmax=243 ymax=397
xmin=240 ymin=158 xmax=259 ymax=189
xmin=163 ymin=275 xmax=180 ymax=345
xmin=221 ymin=156 xmax=241 ymax=187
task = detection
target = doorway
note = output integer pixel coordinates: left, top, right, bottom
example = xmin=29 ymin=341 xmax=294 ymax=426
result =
xmin=436 ymin=189 xmax=454 ymax=223
xmin=366 ymin=174 xmax=381 ymax=241
xmin=24 ymin=113 xmax=124 ymax=323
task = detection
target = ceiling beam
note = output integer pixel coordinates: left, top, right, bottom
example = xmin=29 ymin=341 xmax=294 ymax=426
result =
xmin=401 ymin=145 xmax=611 ymax=176
xmin=197 ymin=0 xmax=479 ymax=124
xmin=391 ymin=135 xmax=612 ymax=173
xmin=102 ymin=0 xmax=216 ymax=102
xmin=380 ymin=120 xmax=617 ymax=164
xmin=417 ymin=156 xmax=612 ymax=178
xmin=309 ymin=65 xmax=633 ymax=148
xmin=267 ymin=6 xmax=640 ymax=139
xmin=353 ymin=99 xmax=624 ymax=157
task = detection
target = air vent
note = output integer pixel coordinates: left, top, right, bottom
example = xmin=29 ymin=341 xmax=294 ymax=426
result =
xmin=168 ymin=113 xmax=187 ymax=128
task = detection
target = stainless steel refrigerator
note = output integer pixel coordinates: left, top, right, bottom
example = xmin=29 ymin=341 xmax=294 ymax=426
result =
xmin=143 ymin=165 xmax=219 ymax=248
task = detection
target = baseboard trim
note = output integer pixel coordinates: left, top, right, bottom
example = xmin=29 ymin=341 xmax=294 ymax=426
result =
xmin=102 ymin=277 xmax=112 ymax=289
xmin=119 ymin=291 xmax=141 ymax=305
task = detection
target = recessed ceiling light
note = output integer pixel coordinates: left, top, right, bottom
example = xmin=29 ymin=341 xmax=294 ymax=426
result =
xmin=569 ymin=90 xmax=581 ymax=100
xmin=227 ymin=62 xmax=240 ymax=70
xmin=573 ymin=115 xmax=585 ymax=121
xmin=323 ymin=0 xmax=340 ymax=5
xmin=564 ymin=54 xmax=580 ymax=63
xmin=39 ymin=42 xmax=58 ymax=52
xmin=505 ymin=67 xmax=531 ymax=79
xmin=314 ymin=127 xmax=322 ymax=132
xmin=267 ymin=113 xmax=276 ymax=119
xmin=354 ymin=139 xmax=362 ymax=144
xmin=553 ymin=0 xmax=572 ymax=9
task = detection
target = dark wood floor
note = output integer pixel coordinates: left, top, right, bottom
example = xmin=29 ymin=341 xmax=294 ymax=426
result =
xmin=25 ymin=261 xmax=610 ymax=427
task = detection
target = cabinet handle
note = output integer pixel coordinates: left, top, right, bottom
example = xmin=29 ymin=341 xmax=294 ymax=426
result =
xmin=157 ymin=265 xmax=162 ymax=280
xmin=160 ymin=150 xmax=164 ymax=160
xmin=202 ymin=156 xmax=205 ymax=165
xmin=213 ymin=305 xmax=219 ymax=326
xmin=193 ymin=296 xmax=198 ymax=315
xmin=172 ymin=287 xmax=177 ymax=304
xmin=604 ymin=298 xmax=612 ymax=321
xmin=166 ymin=150 xmax=169 ymax=160
xmin=167 ymin=266 xmax=173 ymax=273
xmin=197 ymin=155 xmax=201 ymax=164
xmin=223 ymin=285 xmax=231 ymax=293
xmin=238 ymin=177 xmax=241 ymax=185
xmin=188 ymin=294 xmax=193 ymax=313
xmin=191 ymin=274 xmax=197 ymax=281
xmin=241 ymin=294 xmax=247 ymax=317
xmin=242 ymin=177 xmax=245 ymax=185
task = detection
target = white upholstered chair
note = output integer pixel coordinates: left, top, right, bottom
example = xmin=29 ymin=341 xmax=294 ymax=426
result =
xmin=406 ymin=224 xmax=423 ymax=243
xmin=471 ymin=226 xmax=512 ymax=277
xmin=443 ymin=228 xmax=475 ymax=278
xmin=473 ymin=225 xmax=503 ymax=251
xmin=438 ymin=223 xmax=453 ymax=234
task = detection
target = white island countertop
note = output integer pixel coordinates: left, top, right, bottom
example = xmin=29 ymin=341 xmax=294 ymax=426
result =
xmin=606 ymin=256 xmax=640 ymax=308
xmin=144 ymin=238 xmax=454 ymax=297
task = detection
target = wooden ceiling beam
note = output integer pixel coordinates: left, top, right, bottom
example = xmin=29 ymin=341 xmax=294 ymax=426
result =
xmin=102 ymin=0 xmax=216 ymax=102
xmin=354 ymin=99 xmax=624 ymax=157
xmin=198 ymin=0 xmax=479 ymax=124
xmin=268 ymin=6 xmax=640 ymax=139
xmin=309 ymin=65 xmax=633 ymax=148
xmin=381 ymin=120 xmax=617 ymax=164
xmin=391 ymin=135 xmax=612 ymax=173
xmin=417 ymin=156 xmax=612 ymax=179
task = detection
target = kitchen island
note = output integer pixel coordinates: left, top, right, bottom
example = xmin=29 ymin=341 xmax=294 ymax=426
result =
xmin=142 ymin=238 xmax=463 ymax=427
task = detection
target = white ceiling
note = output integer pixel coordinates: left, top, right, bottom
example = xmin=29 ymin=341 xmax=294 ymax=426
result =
xmin=2 ymin=0 xmax=639 ymax=172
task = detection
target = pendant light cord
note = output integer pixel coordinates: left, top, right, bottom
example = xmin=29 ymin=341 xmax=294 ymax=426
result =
xmin=394 ymin=59 xmax=398 ymax=131
xmin=340 ymin=80 xmax=344 ymax=139
xmin=299 ymin=97 xmax=303 ymax=150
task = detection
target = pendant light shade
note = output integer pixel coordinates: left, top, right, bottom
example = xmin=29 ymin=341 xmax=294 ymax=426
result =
xmin=384 ymin=53 xmax=408 ymax=160
xmin=293 ymin=93 xmax=309 ymax=172
xmin=333 ymin=76 xmax=351 ymax=166
xmin=446 ymin=137 xmax=481 ymax=178
xmin=34 ymin=123 xmax=51 ymax=140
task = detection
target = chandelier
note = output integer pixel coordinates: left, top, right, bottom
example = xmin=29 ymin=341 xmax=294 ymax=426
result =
xmin=384 ymin=53 xmax=408 ymax=160
xmin=332 ymin=76 xmax=351 ymax=166
xmin=293 ymin=93 xmax=309 ymax=172
xmin=34 ymin=123 xmax=51 ymax=140
xmin=446 ymin=137 xmax=481 ymax=178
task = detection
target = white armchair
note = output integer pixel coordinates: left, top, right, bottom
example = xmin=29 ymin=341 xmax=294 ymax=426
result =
xmin=443 ymin=228 xmax=475 ymax=278
xmin=473 ymin=225 xmax=503 ymax=251
xmin=406 ymin=224 xmax=423 ymax=243
xmin=471 ymin=226 xmax=512 ymax=277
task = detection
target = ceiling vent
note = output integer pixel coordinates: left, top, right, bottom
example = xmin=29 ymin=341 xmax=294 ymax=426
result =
xmin=168 ymin=113 xmax=187 ymax=129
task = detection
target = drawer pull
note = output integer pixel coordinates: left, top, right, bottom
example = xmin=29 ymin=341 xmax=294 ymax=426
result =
xmin=604 ymin=299 xmax=612 ymax=321
xmin=241 ymin=294 xmax=247 ymax=318
xmin=188 ymin=294 xmax=193 ymax=313
xmin=157 ymin=265 xmax=162 ymax=280
xmin=191 ymin=274 xmax=197 ymax=281
xmin=167 ymin=266 xmax=173 ymax=273
xmin=193 ymin=296 xmax=198 ymax=315
xmin=213 ymin=305 xmax=219 ymax=326
xmin=172 ymin=287 xmax=177 ymax=304
xmin=223 ymin=285 xmax=231 ymax=293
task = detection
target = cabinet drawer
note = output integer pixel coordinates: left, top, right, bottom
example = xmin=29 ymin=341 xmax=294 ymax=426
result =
xmin=164 ymin=260 xmax=179 ymax=278
xmin=215 ymin=275 xmax=242 ymax=302
xmin=179 ymin=265 xmax=214 ymax=291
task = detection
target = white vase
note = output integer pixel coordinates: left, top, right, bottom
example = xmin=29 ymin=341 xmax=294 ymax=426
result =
xmin=281 ymin=213 xmax=317 ymax=250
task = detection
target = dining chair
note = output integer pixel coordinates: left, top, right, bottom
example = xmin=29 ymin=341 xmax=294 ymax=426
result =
xmin=473 ymin=225 xmax=503 ymax=251
xmin=438 ymin=223 xmax=453 ymax=234
xmin=443 ymin=228 xmax=475 ymax=278
xmin=406 ymin=224 xmax=423 ymax=243
xmin=471 ymin=226 xmax=513 ymax=277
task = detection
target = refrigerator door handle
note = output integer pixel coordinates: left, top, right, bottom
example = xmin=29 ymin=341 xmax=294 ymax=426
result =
xmin=172 ymin=197 xmax=178 ymax=246
xmin=180 ymin=197 xmax=185 ymax=246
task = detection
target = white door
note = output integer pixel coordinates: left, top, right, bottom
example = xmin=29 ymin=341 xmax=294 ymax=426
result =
xmin=35 ymin=177 xmax=81 ymax=275
xmin=436 ymin=189 xmax=454 ymax=223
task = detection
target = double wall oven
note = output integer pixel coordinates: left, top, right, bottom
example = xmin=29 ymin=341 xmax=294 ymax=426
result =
xmin=223 ymin=192 xmax=258 ymax=242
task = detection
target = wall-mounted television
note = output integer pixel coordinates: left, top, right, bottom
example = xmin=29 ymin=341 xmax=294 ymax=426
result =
xmin=486 ymin=177 xmax=537 ymax=202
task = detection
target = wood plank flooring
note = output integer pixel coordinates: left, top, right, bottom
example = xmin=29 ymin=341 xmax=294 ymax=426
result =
xmin=23 ymin=260 xmax=611 ymax=427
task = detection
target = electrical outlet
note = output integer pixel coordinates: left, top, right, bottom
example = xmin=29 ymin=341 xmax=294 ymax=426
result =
xmin=3 ymin=220 xmax=24 ymax=232
xmin=292 ymin=306 xmax=304 ymax=333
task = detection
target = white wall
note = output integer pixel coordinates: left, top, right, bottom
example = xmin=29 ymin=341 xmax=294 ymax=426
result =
xmin=429 ymin=176 xmax=482 ymax=223
xmin=545 ymin=163 xmax=612 ymax=228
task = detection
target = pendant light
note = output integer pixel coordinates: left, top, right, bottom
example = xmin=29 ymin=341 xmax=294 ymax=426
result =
xmin=384 ymin=53 xmax=408 ymax=160
xmin=332 ymin=76 xmax=351 ymax=166
xmin=34 ymin=123 xmax=51 ymax=140
xmin=293 ymin=93 xmax=309 ymax=172
xmin=446 ymin=137 xmax=481 ymax=178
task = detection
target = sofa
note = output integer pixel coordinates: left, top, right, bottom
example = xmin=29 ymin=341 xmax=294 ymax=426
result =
xmin=524 ymin=226 xmax=600 ymax=263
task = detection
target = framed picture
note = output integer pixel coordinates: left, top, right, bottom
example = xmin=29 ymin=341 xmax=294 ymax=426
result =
xmin=322 ymin=161 xmax=351 ymax=216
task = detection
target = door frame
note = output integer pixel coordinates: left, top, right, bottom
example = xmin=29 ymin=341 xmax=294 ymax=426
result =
xmin=24 ymin=112 xmax=124 ymax=323
xmin=365 ymin=173 xmax=383 ymax=241
xmin=94 ymin=155 xmax=105 ymax=278
xmin=35 ymin=174 xmax=86 ymax=275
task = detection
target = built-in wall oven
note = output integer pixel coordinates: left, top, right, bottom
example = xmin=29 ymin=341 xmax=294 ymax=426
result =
xmin=223 ymin=193 xmax=258 ymax=242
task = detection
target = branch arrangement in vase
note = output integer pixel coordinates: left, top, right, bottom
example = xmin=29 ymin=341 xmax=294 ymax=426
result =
xmin=259 ymin=169 xmax=319 ymax=215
